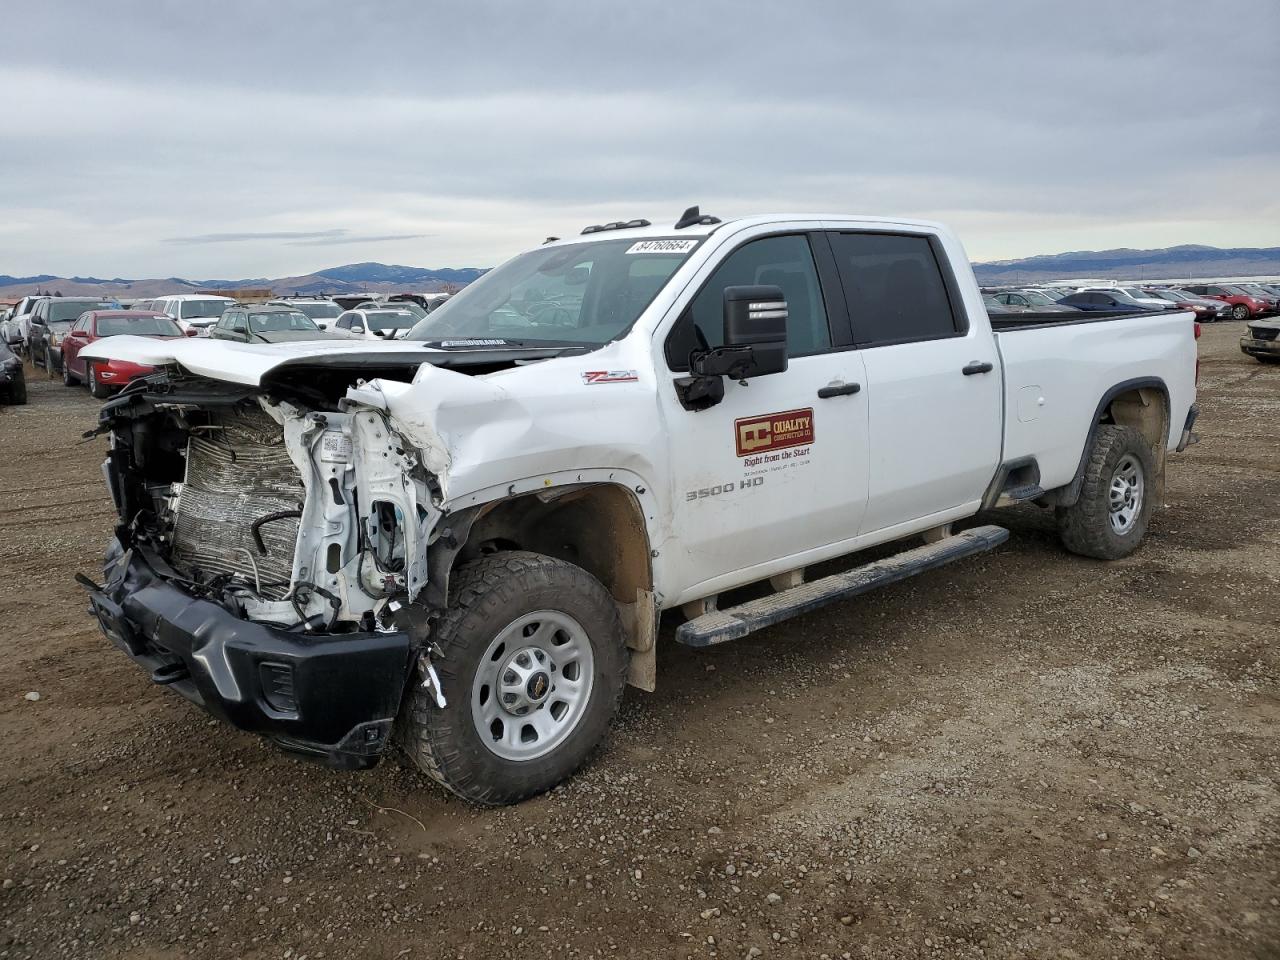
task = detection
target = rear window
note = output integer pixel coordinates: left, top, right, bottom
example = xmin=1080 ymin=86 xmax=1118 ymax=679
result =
xmin=827 ymin=233 xmax=963 ymax=346
xmin=97 ymin=315 xmax=183 ymax=337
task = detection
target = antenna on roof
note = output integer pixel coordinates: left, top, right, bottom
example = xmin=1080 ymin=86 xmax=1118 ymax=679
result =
xmin=674 ymin=205 xmax=721 ymax=230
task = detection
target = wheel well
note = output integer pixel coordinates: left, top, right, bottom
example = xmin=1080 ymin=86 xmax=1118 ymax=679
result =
xmin=1103 ymin=385 xmax=1169 ymax=502
xmin=456 ymin=484 xmax=658 ymax=689
xmin=461 ymin=484 xmax=652 ymax=598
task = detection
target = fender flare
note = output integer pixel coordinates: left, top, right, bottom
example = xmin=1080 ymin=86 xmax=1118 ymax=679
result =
xmin=1054 ymin=376 xmax=1169 ymax=508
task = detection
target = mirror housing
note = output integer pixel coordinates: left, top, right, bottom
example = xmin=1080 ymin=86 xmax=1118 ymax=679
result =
xmin=675 ymin=285 xmax=789 ymax=411
xmin=350 ymin=325 xmax=365 ymax=335
xmin=692 ymin=284 xmax=789 ymax=380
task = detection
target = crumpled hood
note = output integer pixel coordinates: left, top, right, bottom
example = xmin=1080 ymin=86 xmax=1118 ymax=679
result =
xmin=79 ymin=335 xmax=442 ymax=386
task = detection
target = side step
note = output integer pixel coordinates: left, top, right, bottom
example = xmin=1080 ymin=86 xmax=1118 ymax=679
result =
xmin=675 ymin=524 xmax=1009 ymax=647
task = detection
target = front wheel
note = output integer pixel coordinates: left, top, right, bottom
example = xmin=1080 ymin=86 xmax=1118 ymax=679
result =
xmin=87 ymin=363 xmax=111 ymax=399
xmin=45 ymin=347 xmax=58 ymax=379
xmin=1232 ymin=304 xmax=1250 ymax=321
xmin=62 ymin=358 xmax=79 ymax=387
xmin=396 ymin=551 xmax=627 ymax=805
xmin=1056 ymin=424 xmax=1155 ymax=560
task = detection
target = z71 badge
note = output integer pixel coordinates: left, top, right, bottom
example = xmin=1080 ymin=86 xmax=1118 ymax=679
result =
xmin=581 ymin=370 xmax=639 ymax=384
xmin=734 ymin=408 xmax=815 ymax=456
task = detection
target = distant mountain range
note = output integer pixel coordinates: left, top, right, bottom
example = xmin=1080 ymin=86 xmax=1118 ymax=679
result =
xmin=3 ymin=245 xmax=1279 ymax=299
xmin=972 ymin=244 xmax=1280 ymax=283
xmin=0 ymin=262 xmax=487 ymax=299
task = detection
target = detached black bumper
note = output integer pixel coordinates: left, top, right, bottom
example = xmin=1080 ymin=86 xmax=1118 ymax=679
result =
xmin=83 ymin=542 xmax=413 ymax=769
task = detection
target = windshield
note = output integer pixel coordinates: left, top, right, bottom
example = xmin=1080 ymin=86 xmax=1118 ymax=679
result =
xmin=365 ymin=310 xmax=418 ymax=332
xmin=50 ymin=301 xmax=112 ymax=322
xmin=406 ymin=236 xmax=700 ymax=344
xmin=290 ymin=301 xmax=343 ymax=320
xmin=180 ymin=299 xmax=233 ymax=319
xmin=98 ymin=315 xmax=183 ymax=337
xmin=249 ymin=311 xmax=318 ymax=333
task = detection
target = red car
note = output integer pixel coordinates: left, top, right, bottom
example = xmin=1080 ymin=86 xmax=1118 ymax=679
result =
xmin=61 ymin=310 xmax=192 ymax=397
xmin=1182 ymin=284 xmax=1272 ymax=321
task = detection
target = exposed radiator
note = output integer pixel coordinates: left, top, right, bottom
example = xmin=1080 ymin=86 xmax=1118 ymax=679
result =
xmin=172 ymin=407 xmax=304 ymax=599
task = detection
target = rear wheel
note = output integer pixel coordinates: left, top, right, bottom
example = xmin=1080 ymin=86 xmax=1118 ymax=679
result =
xmin=396 ymin=551 xmax=627 ymax=805
xmin=1056 ymin=425 xmax=1154 ymax=560
xmin=1232 ymin=304 xmax=1249 ymax=321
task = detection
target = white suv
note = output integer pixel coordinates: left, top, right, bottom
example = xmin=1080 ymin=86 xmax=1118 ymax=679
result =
xmin=133 ymin=295 xmax=236 ymax=335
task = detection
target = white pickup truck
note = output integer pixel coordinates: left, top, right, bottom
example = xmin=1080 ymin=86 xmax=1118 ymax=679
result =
xmin=80 ymin=209 xmax=1198 ymax=805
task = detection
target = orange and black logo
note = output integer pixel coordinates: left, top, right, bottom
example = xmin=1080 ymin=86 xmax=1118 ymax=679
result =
xmin=734 ymin=408 xmax=815 ymax=457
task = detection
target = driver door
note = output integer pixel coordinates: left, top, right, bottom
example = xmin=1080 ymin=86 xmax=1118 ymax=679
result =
xmin=657 ymin=230 xmax=870 ymax=603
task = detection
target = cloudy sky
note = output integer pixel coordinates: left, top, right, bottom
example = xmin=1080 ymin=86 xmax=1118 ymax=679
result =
xmin=2 ymin=0 xmax=1278 ymax=279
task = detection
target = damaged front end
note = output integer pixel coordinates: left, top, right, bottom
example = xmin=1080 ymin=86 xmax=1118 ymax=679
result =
xmin=83 ymin=369 xmax=442 ymax=768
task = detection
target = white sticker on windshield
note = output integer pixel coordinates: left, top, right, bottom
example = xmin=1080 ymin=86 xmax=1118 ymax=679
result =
xmin=626 ymin=239 xmax=700 ymax=255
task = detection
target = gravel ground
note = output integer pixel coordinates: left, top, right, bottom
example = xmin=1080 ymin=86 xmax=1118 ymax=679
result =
xmin=0 ymin=322 xmax=1276 ymax=960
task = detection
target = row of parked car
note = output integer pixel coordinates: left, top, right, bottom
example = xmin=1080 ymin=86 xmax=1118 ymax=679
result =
xmin=0 ymin=292 xmax=449 ymax=402
xmin=982 ymin=282 xmax=1280 ymax=322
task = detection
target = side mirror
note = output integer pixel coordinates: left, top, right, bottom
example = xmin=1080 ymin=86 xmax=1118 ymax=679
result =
xmin=694 ymin=284 xmax=789 ymax=380
xmin=350 ymin=325 xmax=365 ymax=335
xmin=185 ymin=329 xmax=199 ymax=337
xmin=675 ymin=285 xmax=789 ymax=412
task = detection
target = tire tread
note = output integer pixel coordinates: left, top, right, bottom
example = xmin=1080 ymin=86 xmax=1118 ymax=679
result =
xmin=398 ymin=551 xmax=627 ymax=805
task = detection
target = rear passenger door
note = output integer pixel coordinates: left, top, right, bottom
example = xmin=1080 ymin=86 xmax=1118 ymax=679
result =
xmin=823 ymin=230 xmax=1002 ymax=537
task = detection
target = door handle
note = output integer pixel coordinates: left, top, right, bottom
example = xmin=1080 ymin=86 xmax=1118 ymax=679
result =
xmin=817 ymin=381 xmax=861 ymax=398
xmin=962 ymin=361 xmax=994 ymax=376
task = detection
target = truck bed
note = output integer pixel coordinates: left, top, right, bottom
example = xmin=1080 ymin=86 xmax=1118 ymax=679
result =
xmin=993 ymin=309 xmax=1198 ymax=493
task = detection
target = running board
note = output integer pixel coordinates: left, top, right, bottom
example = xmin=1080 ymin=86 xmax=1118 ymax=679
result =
xmin=675 ymin=524 xmax=1010 ymax=647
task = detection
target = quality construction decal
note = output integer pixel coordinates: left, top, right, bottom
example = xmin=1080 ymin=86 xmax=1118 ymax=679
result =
xmin=734 ymin=408 xmax=815 ymax=457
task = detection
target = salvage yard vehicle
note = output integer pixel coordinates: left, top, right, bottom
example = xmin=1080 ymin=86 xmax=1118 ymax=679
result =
xmin=1239 ymin=316 xmax=1280 ymax=363
xmin=28 ymin=297 xmax=118 ymax=375
xmin=332 ymin=306 xmax=421 ymax=339
xmin=78 ymin=210 xmax=1199 ymax=805
xmin=134 ymin=295 xmax=237 ymax=335
xmin=1183 ymin=284 xmax=1270 ymax=320
xmin=0 ymin=341 xmax=26 ymax=404
xmin=61 ymin=310 xmax=191 ymax=398
xmin=209 ymin=305 xmax=347 ymax=344
xmin=267 ymin=298 xmax=344 ymax=329
xmin=5 ymin=295 xmax=49 ymax=355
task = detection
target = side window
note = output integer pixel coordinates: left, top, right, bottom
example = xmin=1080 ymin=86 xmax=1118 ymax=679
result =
xmin=230 ymin=312 xmax=247 ymax=333
xmin=335 ymin=313 xmax=353 ymax=330
xmin=665 ymin=233 xmax=831 ymax=369
xmin=827 ymin=232 xmax=962 ymax=347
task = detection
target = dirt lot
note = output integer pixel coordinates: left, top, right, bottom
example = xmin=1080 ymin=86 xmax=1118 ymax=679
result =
xmin=0 ymin=323 xmax=1276 ymax=960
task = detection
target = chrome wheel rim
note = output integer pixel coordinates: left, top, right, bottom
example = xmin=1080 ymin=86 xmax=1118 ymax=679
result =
xmin=88 ymin=366 xmax=96 ymax=393
xmin=471 ymin=610 xmax=594 ymax=762
xmin=1108 ymin=454 xmax=1144 ymax=535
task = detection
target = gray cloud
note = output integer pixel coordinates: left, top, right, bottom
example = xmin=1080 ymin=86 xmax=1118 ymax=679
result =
xmin=0 ymin=0 xmax=1276 ymax=278
xmin=167 ymin=230 xmax=429 ymax=246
